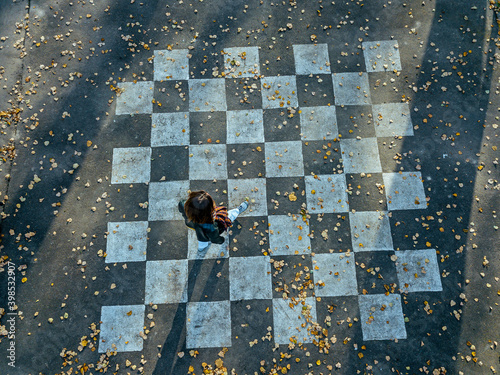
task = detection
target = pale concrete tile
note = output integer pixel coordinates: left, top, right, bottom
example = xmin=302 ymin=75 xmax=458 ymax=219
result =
xmin=111 ymin=147 xmax=151 ymax=184
xmin=395 ymin=249 xmax=442 ymax=293
xmin=349 ymin=211 xmax=393 ymax=252
xmin=358 ymin=294 xmax=407 ymax=341
xmin=313 ymin=253 xmax=357 ymax=297
xmin=116 ymin=81 xmax=154 ymax=115
xmin=363 ymin=40 xmax=402 ymax=73
xmin=383 ymin=172 xmax=427 ymax=211
xmin=268 ymin=214 xmax=311 ymax=256
xmin=154 ymin=49 xmax=190 ymax=81
xmin=223 ymin=47 xmax=260 ymax=78
xmin=145 ymin=260 xmax=188 ymax=304
xmin=372 ymin=103 xmax=413 ymax=137
xmin=273 ymin=297 xmax=317 ymax=345
xmin=229 ymin=256 xmax=272 ymax=300
xmin=261 ymin=76 xmax=298 ymax=109
xmin=340 ymin=138 xmax=382 ymax=173
xmin=187 ymin=230 xmax=230 ymax=260
xmin=106 ymin=221 xmax=148 ymax=263
xmin=305 ymin=174 xmax=349 ymax=213
xmin=186 ymin=301 xmax=232 ymax=348
xmin=332 ymin=72 xmax=371 ymax=105
xmin=264 ymin=141 xmax=304 ymax=177
xmin=226 ymin=109 xmax=264 ymax=144
xmin=299 ymin=106 xmax=338 ymax=141
xmin=148 ymin=180 xmax=189 ymax=221
xmin=228 ymin=178 xmax=268 ymax=217
xmin=99 ymin=305 xmax=145 ymax=353
xmin=293 ymin=44 xmax=331 ymax=75
xmin=151 ymin=112 xmax=190 ymax=147
xmin=189 ymin=144 xmax=228 ymax=180
xmin=189 ymin=79 xmax=227 ymax=112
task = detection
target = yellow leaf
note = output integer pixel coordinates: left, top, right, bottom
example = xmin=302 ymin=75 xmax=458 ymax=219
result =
xmin=127 ymin=310 xmax=132 ymax=316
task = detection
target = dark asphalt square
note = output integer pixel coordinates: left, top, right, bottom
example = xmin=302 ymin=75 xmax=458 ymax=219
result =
xmin=188 ymin=45 xmax=225 ymax=79
xmin=266 ymin=177 xmax=306 ymax=216
xmin=225 ymin=77 xmax=263 ymax=111
xmin=368 ymin=71 xmax=409 ymax=104
xmin=328 ymin=41 xmax=366 ymax=73
xmin=263 ymin=107 xmax=301 ymax=142
xmin=97 ymin=261 xmax=146 ymax=306
xmin=270 ymin=254 xmax=313 ymax=299
xmin=309 ymin=213 xmax=352 ymax=254
xmin=354 ymin=251 xmax=399 ymax=295
xmin=388 ymin=209 xmax=458 ymax=252
xmin=296 ymin=74 xmax=335 ymax=107
xmin=147 ymin=220 xmax=188 ymax=260
xmin=151 ymin=146 xmax=189 ymax=181
xmin=302 ymin=140 xmax=343 ymax=175
xmin=142 ymin=303 xmax=189 ymax=373
xmin=227 ymin=143 xmax=266 ymax=179
xmin=228 ymin=216 xmax=269 ymax=257
xmin=336 ymin=105 xmax=376 ymax=139
xmin=105 ymin=184 xmax=149 ymax=222
xmin=189 ymin=111 xmax=227 ymax=144
xmin=104 ymin=114 xmax=152 ymax=147
xmin=259 ymin=43 xmax=296 ymax=77
xmin=229 ymin=299 xmax=274 ymax=372
xmin=264 ymin=108 xmax=300 ymax=142
xmin=153 ymin=80 xmax=189 ymax=113
xmin=314 ymin=296 xmax=362 ymax=355
xmin=377 ymin=136 xmax=427 ymax=173
xmin=188 ymin=258 xmax=229 ymax=302
xmin=345 ymin=173 xmax=388 ymax=212
xmin=190 ymin=179 xmax=228 ymax=207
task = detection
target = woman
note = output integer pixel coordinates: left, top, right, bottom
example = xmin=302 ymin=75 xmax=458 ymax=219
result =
xmin=178 ymin=191 xmax=248 ymax=252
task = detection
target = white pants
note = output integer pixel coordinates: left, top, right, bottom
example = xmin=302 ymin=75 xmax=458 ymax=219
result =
xmin=198 ymin=208 xmax=240 ymax=250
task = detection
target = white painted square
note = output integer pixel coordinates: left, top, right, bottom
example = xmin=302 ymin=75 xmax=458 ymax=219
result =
xmin=273 ymin=297 xmax=317 ymax=345
xmin=116 ymin=81 xmax=153 ymax=115
xmin=226 ymin=109 xmax=265 ymax=144
xmin=332 ymin=72 xmax=371 ymax=105
xmin=293 ymin=44 xmax=331 ymax=75
xmin=358 ymin=294 xmax=407 ymax=341
xmin=145 ymin=260 xmax=188 ymax=304
xmin=228 ymin=178 xmax=268 ymax=217
xmin=363 ymin=40 xmax=402 ymax=73
xmin=268 ymin=214 xmax=311 ymax=256
xmin=148 ymin=180 xmax=189 ymax=221
xmin=349 ymin=211 xmax=393 ymax=252
xmin=395 ymin=249 xmax=442 ymax=293
xmin=106 ymin=221 xmax=148 ymax=263
xmin=186 ymin=301 xmax=232 ymax=348
xmin=313 ymin=253 xmax=357 ymax=297
xmin=383 ymin=172 xmax=427 ymax=211
xmin=154 ymin=49 xmax=190 ymax=81
xmin=264 ymin=141 xmax=304 ymax=177
xmin=99 ymin=305 xmax=145 ymax=353
xmin=305 ymin=174 xmax=349 ymax=213
xmin=261 ymin=76 xmax=298 ymax=109
xmin=151 ymin=112 xmax=190 ymax=147
xmin=189 ymin=79 xmax=227 ymax=112
xmin=189 ymin=144 xmax=228 ymax=180
xmin=223 ymin=47 xmax=260 ymax=78
xmin=187 ymin=230 xmax=230 ymax=260
xmin=229 ymin=256 xmax=272 ymax=300
xmin=111 ymin=147 xmax=151 ymax=184
xmin=340 ymin=138 xmax=382 ymax=173
xmin=372 ymin=103 xmax=413 ymax=137
xmin=299 ymin=106 xmax=338 ymax=141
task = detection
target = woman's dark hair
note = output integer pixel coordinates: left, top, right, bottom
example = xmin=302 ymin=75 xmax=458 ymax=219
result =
xmin=184 ymin=190 xmax=215 ymax=224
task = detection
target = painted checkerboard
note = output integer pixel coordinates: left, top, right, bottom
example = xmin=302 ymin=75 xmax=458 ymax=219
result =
xmin=99 ymin=40 xmax=442 ymax=354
